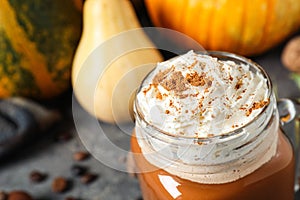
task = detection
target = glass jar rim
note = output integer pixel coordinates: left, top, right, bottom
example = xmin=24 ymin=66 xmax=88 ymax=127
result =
xmin=134 ymin=51 xmax=273 ymax=142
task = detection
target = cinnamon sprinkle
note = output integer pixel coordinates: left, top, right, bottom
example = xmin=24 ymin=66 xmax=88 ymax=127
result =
xmin=169 ymin=100 xmax=173 ymax=107
xmin=188 ymin=60 xmax=198 ymax=69
xmin=152 ymin=66 xmax=174 ymax=85
xmin=207 ymin=80 xmax=212 ymax=87
xmin=156 ymin=91 xmax=162 ymax=100
xmin=246 ymin=99 xmax=270 ymax=116
xmin=161 ymin=71 xmax=188 ymax=92
xmin=199 ymin=62 xmax=206 ymax=69
xmin=204 ymin=88 xmax=210 ymax=93
xmin=143 ymin=83 xmax=157 ymax=95
xmin=186 ymin=72 xmax=206 ymax=86
xmin=235 ymin=79 xmax=243 ymax=90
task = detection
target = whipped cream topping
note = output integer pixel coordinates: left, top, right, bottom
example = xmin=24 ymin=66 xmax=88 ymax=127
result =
xmin=136 ymin=51 xmax=269 ymax=137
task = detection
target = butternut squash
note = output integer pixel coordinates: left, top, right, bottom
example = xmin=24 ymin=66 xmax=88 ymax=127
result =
xmin=72 ymin=0 xmax=163 ymax=123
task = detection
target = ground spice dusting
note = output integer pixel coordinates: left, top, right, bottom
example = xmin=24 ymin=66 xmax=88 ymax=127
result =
xmin=156 ymin=91 xmax=162 ymax=100
xmin=186 ymin=72 xmax=206 ymax=86
xmin=225 ymin=115 xmax=232 ymax=119
xmin=178 ymin=94 xmax=189 ymax=99
xmin=188 ymin=60 xmax=198 ymax=69
xmin=246 ymin=109 xmax=252 ymax=117
xmin=191 ymin=92 xmax=200 ymax=97
xmin=165 ymin=110 xmax=170 ymax=114
xmin=143 ymin=83 xmax=156 ymax=95
xmin=199 ymin=114 xmax=204 ymax=120
xmin=199 ymin=62 xmax=206 ymax=69
xmin=199 ymin=101 xmax=203 ymax=109
xmin=161 ymin=71 xmax=188 ymax=93
xmin=218 ymin=62 xmax=224 ymax=69
xmin=152 ymin=66 xmax=175 ymax=85
xmin=246 ymin=99 xmax=270 ymax=116
xmin=152 ymin=66 xmax=189 ymax=96
xmin=235 ymin=79 xmax=243 ymax=90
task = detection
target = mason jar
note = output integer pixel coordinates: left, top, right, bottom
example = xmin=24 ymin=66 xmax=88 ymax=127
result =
xmin=131 ymin=51 xmax=295 ymax=200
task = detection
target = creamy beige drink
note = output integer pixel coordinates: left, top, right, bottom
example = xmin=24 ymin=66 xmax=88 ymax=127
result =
xmin=131 ymin=51 xmax=295 ymax=199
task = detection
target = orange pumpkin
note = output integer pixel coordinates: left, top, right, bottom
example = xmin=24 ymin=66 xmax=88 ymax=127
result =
xmin=144 ymin=0 xmax=300 ymax=56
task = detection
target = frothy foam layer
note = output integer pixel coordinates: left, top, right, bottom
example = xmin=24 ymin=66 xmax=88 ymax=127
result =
xmin=135 ymin=51 xmax=277 ymax=184
xmin=136 ymin=51 xmax=269 ymax=137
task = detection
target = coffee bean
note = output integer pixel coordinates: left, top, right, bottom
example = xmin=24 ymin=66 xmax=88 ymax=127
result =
xmin=73 ymin=151 xmax=89 ymax=161
xmin=80 ymin=173 xmax=98 ymax=184
xmin=0 ymin=191 xmax=7 ymax=200
xmin=71 ymin=165 xmax=87 ymax=177
xmin=8 ymin=191 xmax=33 ymax=200
xmin=52 ymin=177 xmax=69 ymax=193
xmin=29 ymin=170 xmax=46 ymax=183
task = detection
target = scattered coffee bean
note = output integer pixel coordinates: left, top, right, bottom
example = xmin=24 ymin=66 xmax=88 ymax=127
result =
xmin=52 ymin=177 xmax=69 ymax=193
xmin=73 ymin=151 xmax=89 ymax=161
xmin=8 ymin=191 xmax=33 ymax=200
xmin=0 ymin=191 xmax=7 ymax=200
xmin=29 ymin=170 xmax=47 ymax=183
xmin=80 ymin=173 xmax=98 ymax=184
xmin=71 ymin=165 xmax=87 ymax=177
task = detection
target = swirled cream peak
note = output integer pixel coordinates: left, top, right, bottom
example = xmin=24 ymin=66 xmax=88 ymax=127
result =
xmin=136 ymin=51 xmax=269 ymax=137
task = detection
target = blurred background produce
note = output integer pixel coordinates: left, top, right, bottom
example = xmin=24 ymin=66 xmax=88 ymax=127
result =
xmin=71 ymin=0 xmax=163 ymax=124
xmin=0 ymin=0 xmax=82 ymax=99
xmin=282 ymin=36 xmax=300 ymax=90
xmin=144 ymin=0 xmax=300 ymax=56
